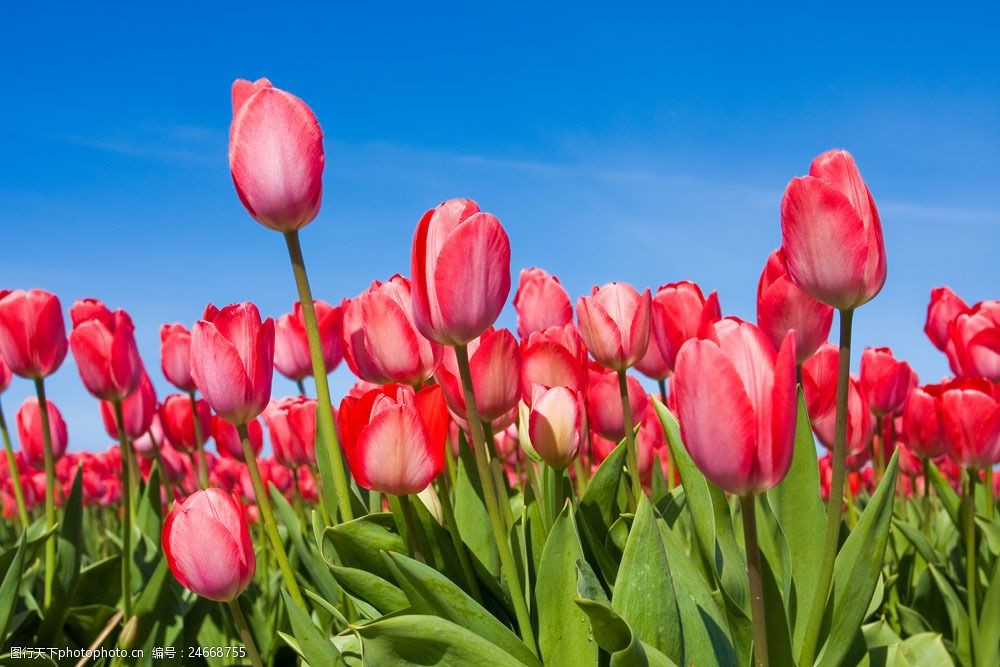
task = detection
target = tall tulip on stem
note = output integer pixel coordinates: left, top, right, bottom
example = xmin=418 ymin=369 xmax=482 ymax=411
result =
xmin=0 ymin=361 xmax=29 ymax=529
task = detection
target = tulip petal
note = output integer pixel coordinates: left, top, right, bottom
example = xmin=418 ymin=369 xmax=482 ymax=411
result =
xmin=355 ymin=404 xmax=439 ymax=495
xmin=190 ymin=322 xmax=250 ymax=423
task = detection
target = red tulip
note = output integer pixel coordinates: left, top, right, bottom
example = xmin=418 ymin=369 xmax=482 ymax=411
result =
xmin=68 ymin=299 xmax=143 ymax=402
xmin=902 ymin=384 xmax=948 ymax=459
xmin=780 ymin=149 xmax=887 ymax=310
xmin=132 ymin=414 xmax=165 ymax=459
xmin=274 ymin=300 xmax=343 ymax=382
xmin=673 ymin=319 xmax=797 ymax=495
xmin=212 ymin=415 xmax=263 ymax=462
xmin=160 ymin=393 xmax=212 ymax=452
xmin=945 ymin=300 xmax=1000 ymax=382
xmin=756 ymin=248 xmax=833 ymax=364
xmin=649 ymin=282 xmax=721 ymax=375
xmin=937 ymin=378 xmax=1000 ymax=469
xmin=577 ymin=282 xmax=652 ymax=371
xmin=0 ymin=289 xmax=68 ymax=379
xmin=163 ymin=488 xmax=255 ymax=601
xmin=585 ymin=365 xmax=647 ymax=442
xmin=898 ymin=442 xmax=923 ymax=478
xmin=636 ymin=401 xmax=666 ymax=484
xmin=520 ymin=324 xmax=588 ymax=401
xmin=229 ymin=78 xmax=323 ymax=232
xmin=100 ymin=373 xmax=157 ymax=440
xmin=860 ymin=347 xmax=918 ymax=417
xmin=924 ymin=287 xmax=969 ymax=352
xmin=0 ymin=357 xmax=10 ymax=393
xmin=435 ymin=328 xmax=520 ymax=422
xmin=160 ymin=323 xmax=195 ymax=392
xmin=410 ymin=198 xmax=511 ymax=345
xmin=342 ymin=275 xmax=442 ymax=386
xmin=339 ymin=384 xmax=448 ymax=495
xmin=528 ymin=385 xmax=585 ymax=470
xmin=191 ymin=302 xmax=274 ymax=425
xmin=262 ymin=397 xmax=320 ymax=468
xmin=513 ymin=268 xmax=573 ymax=339
xmin=17 ymin=397 xmax=68 ymax=470
xmin=802 ymin=343 xmax=874 ymax=455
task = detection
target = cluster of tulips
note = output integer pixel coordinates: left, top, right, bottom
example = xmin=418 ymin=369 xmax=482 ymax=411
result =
xmin=0 ymin=77 xmax=997 ymax=667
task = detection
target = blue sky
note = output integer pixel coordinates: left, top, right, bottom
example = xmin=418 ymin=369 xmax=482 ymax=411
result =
xmin=1 ymin=2 xmax=998 ymax=450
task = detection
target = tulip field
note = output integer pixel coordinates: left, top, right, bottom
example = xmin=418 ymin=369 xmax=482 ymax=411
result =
xmin=1 ymin=78 xmax=999 ymax=667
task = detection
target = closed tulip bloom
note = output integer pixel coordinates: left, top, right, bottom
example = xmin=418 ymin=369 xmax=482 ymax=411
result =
xmin=902 ymin=384 xmax=948 ymax=458
xmin=636 ymin=401 xmax=666 ymax=483
xmin=513 ymin=268 xmax=573 ymax=339
xmin=17 ymin=397 xmax=68 ymax=470
xmin=634 ymin=330 xmax=671 ymax=381
xmin=924 ymin=287 xmax=969 ymax=352
xmin=162 ymin=488 xmax=255 ymax=601
xmin=860 ymin=347 xmax=918 ymax=417
xmin=577 ymin=282 xmax=652 ymax=371
xmin=520 ymin=324 xmax=588 ymax=401
xmin=342 ymin=275 xmax=442 ymax=386
xmin=69 ymin=299 xmax=143 ymax=402
xmin=274 ymin=300 xmax=343 ymax=382
xmin=802 ymin=344 xmax=874 ymax=455
xmin=339 ymin=384 xmax=449 ymax=495
xmin=937 ymin=378 xmax=1000 ymax=469
xmin=756 ymin=248 xmax=834 ymax=364
xmin=946 ymin=300 xmax=1000 ymax=382
xmin=586 ymin=365 xmax=647 ymax=442
xmin=410 ymin=198 xmax=511 ymax=345
xmin=132 ymin=414 xmax=165 ymax=459
xmin=229 ymin=78 xmax=323 ymax=232
xmin=160 ymin=393 xmax=213 ymax=452
xmin=191 ymin=302 xmax=274 ymax=425
xmin=262 ymin=396 xmax=319 ymax=468
xmin=0 ymin=357 xmax=10 ymax=393
xmin=649 ymin=282 xmax=721 ymax=374
xmin=528 ymin=385 xmax=585 ymax=470
xmin=212 ymin=415 xmax=263 ymax=461
xmin=435 ymin=328 xmax=520 ymax=422
xmin=0 ymin=289 xmax=68 ymax=379
xmin=100 ymin=373 xmax=157 ymax=440
xmin=160 ymin=323 xmax=195 ymax=392
xmin=780 ymin=149 xmax=887 ymax=310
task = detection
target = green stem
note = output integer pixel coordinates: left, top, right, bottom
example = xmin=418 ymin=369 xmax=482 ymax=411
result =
xmin=187 ymin=391 xmax=209 ymax=489
xmin=434 ymin=476 xmax=484 ymax=603
xmin=237 ymin=422 xmax=306 ymax=609
xmin=616 ymin=369 xmax=641 ymax=510
xmin=986 ymin=467 xmax=995 ymax=521
xmin=396 ymin=494 xmax=425 ymax=562
xmin=112 ymin=400 xmax=134 ymax=619
xmin=226 ymin=598 xmax=264 ymax=667
xmin=741 ymin=495 xmax=770 ymax=667
xmin=799 ymin=307 xmax=853 ymax=666
xmin=964 ymin=468 xmax=978 ymax=663
xmin=33 ymin=378 xmax=57 ymax=609
xmin=0 ymin=401 xmax=30 ymax=530
xmin=295 ymin=378 xmax=307 ymax=397
xmin=283 ymin=230 xmax=352 ymax=523
xmin=454 ymin=344 xmax=537 ymax=655
xmin=547 ymin=465 xmax=564 ymax=530
xmin=922 ymin=458 xmax=933 ymax=540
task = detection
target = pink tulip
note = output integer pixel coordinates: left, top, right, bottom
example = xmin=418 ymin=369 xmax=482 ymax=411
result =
xmin=68 ymin=299 xmax=143 ymax=402
xmin=586 ymin=365 xmax=647 ymax=442
xmin=273 ymin=300 xmax=343 ymax=382
xmin=342 ymin=275 xmax=442 ymax=386
xmin=938 ymin=378 xmax=1000 ymax=469
xmin=229 ymin=78 xmax=323 ymax=232
xmin=945 ymin=300 xmax=1000 ymax=382
xmin=159 ymin=393 xmax=212 ymax=453
xmin=162 ymin=488 xmax=255 ymax=601
xmin=902 ymin=384 xmax=948 ymax=458
xmin=756 ymin=248 xmax=833 ymax=364
xmin=924 ymin=287 xmax=969 ymax=352
xmin=410 ymin=198 xmax=511 ymax=345
xmin=577 ymin=282 xmax=652 ymax=371
xmin=132 ymin=414 xmax=166 ymax=459
xmin=635 ymin=401 xmax=666 ymax=484
xmin=0 ymin=357 xmax=10 ymax=393
xmin=435 ymin=328 xmax=520 ymax=422
xmin=100 ymin=373 xmax=157 ymax=440
xmin=520 ymin=324 xmax=588 ymax=401
xmin=673 ymin=319 xmax=797 ymax=495
xmin=528 ymin=385 xmax=586 ymax=470
xmin=802 ymin=343 xmax=874 ymax=455
xmin=262 ymin=397 xmax=320 ymax=468
xmin=780 ymin=149 xmax=887 ymax=310
xmin=339 ymin=384 xmax=449 ymax=495
xmin=191 ymin=302 xmax=274 ymax=425
xmin=160 ymin=323 xmax=195 ymax=392
xmin=0 ymin=289 xmax=68 ymax=379
xmin=212 ymin=415 xmax=263 ymax=462
xmin=649 ymin=282 xmax=721 ymax=374
xmin=860 ymin=347 xmax=918 ymax=417
xmin=513 ymin=268 xmax=573 ymax=339
xmin=17 ymin=397 xmax=68 ymax=470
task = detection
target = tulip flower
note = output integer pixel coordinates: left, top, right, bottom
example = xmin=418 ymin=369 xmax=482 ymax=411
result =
xmin=649 ymin=282 xmax=721 ymax=375
xmin=262 ymin=397 xmax=320 ymax=468
xmin=100 ymin=373 xmax=157 ymax=440
xmin=410 ymin=198 xmax=511 ymax=345
xmin=191 ymin=302 xmax=274 ymax=426
xmin=160 ymin=324 xmax=196 ymax=392
xmin=946 ymin=300 xmax=1000 ymax=382
xmin=586 ymin=365 xmax=647 ymax=443
xmin=902 ymin=384 xmax=948 ymax=459
xmin=0 ymin=357 xmax=30 ymax=528
xmin=938 ymin=378 xmax=1000 ymax=469
xmin=132 ymin=414 xmax=165 ymax=459
xmin=68 ymin=299 xmax=144 ymax=402
xmin=756 ymin=248 xmax=833 ymax=364
xmin=860 ymin=347 xmax=918 ymax=417
xmin=274 ymin=300 xmax=343 ymax=384
xmin=160 ymin=394 xmax=213 ymax=453
xmin=0 ymin=289 xmax=68 ymax=379
xmin=924 ymin=286 xmax=969 ymax=352
xmin=576 ymin=282 xmax=651 ymax=372
xmin=0 ymin=357 xmax=9 ymax=394
xmin=213 ymin=415 xmax=263 ymax=462
xmin=528 ymin=385 xmax=586 ymax=470
xmin=802 ymin=344 xmax=874 ymax=455
xmin=520 ymin=324 xmax=588 ymax=401
xmin=435 ymin=328 xmax=520 ymax=423
xmin=513 ymin=268 xmax=573 ymax=339
xmin=342 ymin=275 xmax=442 ymax=386
xmin=17 ymin=397 xmax=68 ymax=470
xmin=338 ymin=384 xmax=448 ymax=495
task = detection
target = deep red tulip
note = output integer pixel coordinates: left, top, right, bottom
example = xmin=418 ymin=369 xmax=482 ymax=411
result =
xmin=274 ymin=300 xmax=343 ymax=382
xmin=520 ymin=324 xmax=588 ymax=401
xmin=17 ymin=397 xmax=68 ymax=470
xmin=674 ymin=319 xmax=797 ymax=495
xmin=229 ymin=78 xmax=323 ymax=232
xmin=100 ymin=373 xmax=157 ymax=440
xmin=577 ymin=282 xmax=652 ymax=371
xmin=902 ymin=384 xmax=948 ymax=459
xmin=780 ymin=149 xmax=887 ymax=310
xmin=756 ymin=248 xmax=834 ymax=364
xmin=898 ymin=442 xmax=923 ymax=478
xmin=649 ymin=282 xmax=721 ymax=375
xmin=212 ymin=414 xmax=263 ymax=462
xmin=68 ymin=299 xmax=143 ymax=402
xmin=339 ymin=384 xmax=449 ymax=495
xmin=860 ymin=347 xmax=918 ymax=417
xmin=160 ymin=393 xmax=212 ymax=452
xmin=634 ymin=330 xmax=671 ymax=381
xmin=802 ymin=343 xmax=874 ymax=455
xmin=513 ymin=268 xmax=573 ymax=339
xmin=262 ymin=396 xmax=320 ymax=468
xmin=528 ymin=385 xmax=586 ymax=470
xmin=163 ymin=488 xmax=255 ymax=601
xmin=342 ymin=275 xmax=442 ymax=386
xmin=191 ymin=302 xmax=274 ymax=425
xmin=410 ymin=198 xmax=511 ymax=345
xmin=586 ymin=365 xmax=647 ymax=442
xmin=924 ymin=287 xmax=969 ymax=352
xmin=636 ymin=401 xmax=666 ymax=484
xmin=436 ymin=328 xmax=520 ymax=422
xmin=0 ymin=289 xmax=68 ymax=379
xmin=160 ymin=323 xmax=195 ymax=392
xmin=0 ymin=357 xmax=10 ymax=393
xmin=945 ymin=300 xmax=1000 ymax=382
xmin=937 ymin=378 xmax=1000 ymax=468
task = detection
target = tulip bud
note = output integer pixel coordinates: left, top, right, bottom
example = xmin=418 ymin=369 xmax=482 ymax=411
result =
xmin=585 ymin=365 xmax=647 ymax=443
xmin=69 ymin=299 xmax=143 ymax=402
xmin=937 ymin=378 xmax=1000 ymax=469
xmin=520 ymin=325 xmax=588 ymax=401
xmin=924 ymin=287 xmax=969 ymax=352
xmin=513 ymin=268 xmax=573 ymax=339
xmin=945 ymin=300 xmax=1000 ymax=382
xmin=274 ymin=300 xmax=343 ymax=382
xmin=212 ymin=414 xmax=263 ymax=462
xmin=902 ymin=384 xmax=947 ymax=459
xmin=528 ymin=386 xmax=586 ymax=470
xmin=802 ymin=344 xmax=874 ymax=455
xmin=100 ymin=373 xmax=158 ymax=440
xmin=436 ymin=328 xmax=520 ymax=422
xmin=159 ymin=393 xmax=212 ymax=452
xmin=262 ymin=397 xmax=320 ymax=468
xmin=17 ymin=397 xmax=68 ymax=469
xmin=160 ymin=323 xmax=195 ymax=392
xmin=860 ymin=347 xmax=918 ymax=417
xmin=0 ymin=357 xmax=11 ymax=394
xmin=577 ymin=282 xmax=652 ymax=371
xmin=0 ymin=289 xmax=68 ymax=380
xmin=756 ymin=248 xmax=833 ymax=364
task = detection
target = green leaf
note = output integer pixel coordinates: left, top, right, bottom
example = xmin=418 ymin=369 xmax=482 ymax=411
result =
xmin=536 ymin=502 xmax=598 ymax=666
xmin=889 ymin=633 xmax=954 ymax=667
xmin=893 ymin=519 xmax=943 ymax=567
xmin=324 ymin=513 xmax=406 ymax=581
xmin=975 ymin=558 xmax=1000 ymax=667
xmin=0 ymin=534 xmax=26 ymax=639
xmin=580 ymin=439 xmax=628 ymax=538
xmin=927 ymin=565 xmax=971 ymax=664
xmin=38 ymin=467 xmax=84 ymax=643
xmin=272 ymin=486 xmax=341 ymax=604
xmin=329 ymin=565 xmax=407 ymax=615
xmin=926 ymin=460 xmax=960 ymax=527
xmin=135 ymin=463 xmax=163 ymax=547
xmin=760 ymin=544 xmax=794 ymax=667
xmin=353 ymin=614 xmax=524 ymax=666
xmin=454 ymin=442 xmax=500 ymax=577
xmin=282 ymin=591 xmax=346 ymax=666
